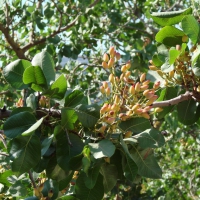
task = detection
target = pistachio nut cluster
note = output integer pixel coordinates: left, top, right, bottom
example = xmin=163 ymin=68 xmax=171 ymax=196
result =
xmin=96 ymin=46 xmax=161 ymax=136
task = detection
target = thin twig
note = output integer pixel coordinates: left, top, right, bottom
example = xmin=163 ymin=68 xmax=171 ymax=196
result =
xmin=0 ymin=152 xmax=9 ymax=156
xmin=28 ymin=170 xmax=37 ymax=188
xmin=0 ymin=133 xmax=7 ymax=149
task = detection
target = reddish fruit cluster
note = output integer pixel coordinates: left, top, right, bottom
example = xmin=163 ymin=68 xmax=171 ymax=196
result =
xmin=97 ymin=47 xmax=161 ymax=136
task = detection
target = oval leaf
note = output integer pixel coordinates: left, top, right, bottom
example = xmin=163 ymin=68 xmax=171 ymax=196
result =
xmin=10 ymin=135 xmax=41 ymax=176
xmin=3 ymin=59 xmax=31 ymax=89
xmin=88 ymin=139 xmax=116 ymax=159
xmin=32 ymin=50 xmax=55 ymax=85
xmin=4 ymin=111 xmax=36 ymax=138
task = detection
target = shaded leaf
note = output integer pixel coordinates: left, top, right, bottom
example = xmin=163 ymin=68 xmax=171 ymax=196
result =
xmin=55 ymin=126 xmax=84 ymax=170
xmin=4 ymin=111 xmax=36 ymax=138
xmin=177 ymin=98 xmax=198 ymax=125
xmin=75 ymin=172 xmax=104 ymax=200
xmin=130 ymin=147 xmax=162 ymax=179
xmin=75 ymin=104 xmax=100 ymax=128
xmin=10 ymin=135 xmax=41 ymax=176
xmin=65 ymin=90 xmax=84 ymax=107
xmin=83 ymin=165 xmax=101 ymax=189
xmin=134 ymin=128 xmax=165 ymax=148
xmin=100 ymin=163 xmax=118 ymax=193
xmin=119 ymin=118 xmax=151 ymax=135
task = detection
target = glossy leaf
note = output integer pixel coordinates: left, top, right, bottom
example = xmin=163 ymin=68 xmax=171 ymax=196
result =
xmin=83 ymin=165 xmax=101 ymax=189
xmin=151 ymin=8 xmax=192 ymax=26
xmin=88 ymin=139 xmax=116 ymax=159
xmin=75 ymin=172 xmax=104 ymax=200
xmin=169 ymin=48 xmax=180 ymax=64
xmin=61 ymin=108 xmax=78 ymax=130
xmin=3 ymin=59 xmax=31 ymax=89
xmin=41 ymin=135 xmax=54 ymax=156
xmin=10 ymin=135 xmax=41 ymax=176
xmin=155 ymin=26 xmax=185 ymax=46
xmin=182 ymin=15 xmax=199 ymax=44
xmin=100 ymin=163 xmax=118 ymax=193
xmin=44 ymin=74 xmax=67 ymax=99
xmin=75 ymin=104 xmax=100 ymax=128
xmin=32 ymin=50 xmax=55 ymax=85
xmin=64 ymin=90 xmax=84 ymax=108
xmin=4 ymin=111 xmax=36 ymax=138
xmin=23 ymin=66 xmax=47 ymax=88
xmin=130 ymin=147 xmax=162 ymax=179
xmin=134 ymin=128 xmax=165 ymax=148
xmin=119 ymin=118 xmax=151 ymax=135
xmin=0 ymin=170 xmax=12 ymax=186
xmin=21 ymin=117 xmax=44 ymax=136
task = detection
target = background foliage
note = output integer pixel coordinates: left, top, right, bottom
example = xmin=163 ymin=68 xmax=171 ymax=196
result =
xmin=0 ymin=0 xmax=200 ymax=199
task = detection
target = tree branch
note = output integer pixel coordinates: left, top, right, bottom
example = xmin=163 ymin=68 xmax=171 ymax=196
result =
xmin=28 ymin=170 xmax=37 ymax=188
xmin=22 ymin=0 xmax=101 ymax=53
xmin=152 ymin=91 xmax=193 ymax=108
xmin=0 ymin=24 xmax=27 ymax=59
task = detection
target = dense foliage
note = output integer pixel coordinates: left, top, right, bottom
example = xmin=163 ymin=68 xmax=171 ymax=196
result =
xmin=0 ymin=0 xmax=200 ymax=199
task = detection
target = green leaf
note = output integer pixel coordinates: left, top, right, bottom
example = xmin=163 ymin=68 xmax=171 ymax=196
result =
xmin=82 ymin=157 xmax=91 ymax=175
xmin=191 ymin=45 xmax=200 ymax=66
xmin=169 ymin=48 xmax=180 ymax=64
xmin=8 ymin=181 xmax=28 ymax=197
xmin=100 ymin=163 xmax=118 ymax=193
xmin=156 ymin=87 xmax=177 ymax=119
xmin=75 ymin=104 xmax=100 ymax=128
xmin=182 ymin=15 xmax=199 ymax=44
xmin=119 ymin=135 xmax=138 ymax=181
xmin=23 ymin=66 xmax=47 ymax=87
xmin=155 ymin=26 xmax=185 ymax=46
xmin=130 ymin=147 xmax=162 ymax=179
xmin=58 ymin=171 xmax=74 ymax=191
xmin=88 ymin=139 xmax=116 ymax=159
xmin=64 ymin=90 xmax=84 ymax=107
xmin=42 ymin=179 xmax=59 ymax=199
xmin=44 ymin=74 xmax=67 ymax=99
xmin=83 ymin=165 xmax=100 ymax=189
xmin=21 ymin=117 xmax=44 ymax=136
xmin=119 ymin=118 xmax=151 ymax=135
xmin=0 ymin=170 xmax=12 ymax=186
xmin=123 ymin=154 xmax=138 ymax=182
xmin=177 ymin=99 xmax=198 ymax=125
xmin=55 ymin=126 xmax=84 ymax=170
xmin=32 ymin=50 xmax=55 ymax=85
xmin=61 ymin=108 xmax=78 ymax=130
xmin=4 ymin=111 xmax=36 ymax=138
xmin=3 ymin=59 xmax=31 ymax=89
xmin=151 ymin=8 xmax=192 ymax=26
xmin=26 ymin=94 xmax=37 ymax=110
xmin=10 ymin=135 xmax=41 ymax=176
xmin=134 ymin=128 xmax=165 ymax=148
xmin=41 ymin=135 xmax=53 ymax=156
xmin=152 ymin=54 xmax=163 ymax=67
xmin=75 ymin=172 xmax=104 ymax=200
